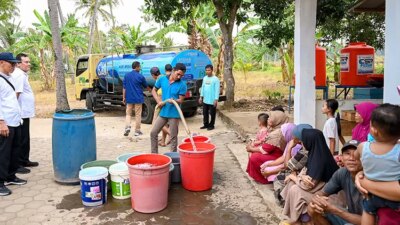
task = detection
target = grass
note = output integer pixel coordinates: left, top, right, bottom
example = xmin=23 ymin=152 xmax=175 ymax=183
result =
xmin=233 ymin=66 xmax=289 ymax=100
xmin=32 ymin=79 xmax=85 ymax=118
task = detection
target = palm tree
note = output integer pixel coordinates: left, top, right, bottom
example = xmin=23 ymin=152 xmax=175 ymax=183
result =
xmin=48 ymin=0 xmax=70 ymax=110
xmin=114 ymin=23 xmax=156 ymax=53
xmin=13 ymin=10 xmax=87 ymax=90
xmin=75 ymin=0 xmax=113 ymax=53
xmin=0 ymin=19 xmax=22 ymax=50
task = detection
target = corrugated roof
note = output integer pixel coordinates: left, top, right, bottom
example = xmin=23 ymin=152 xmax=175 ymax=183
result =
xmin=351 ymin=0 xmax=385 ymax=12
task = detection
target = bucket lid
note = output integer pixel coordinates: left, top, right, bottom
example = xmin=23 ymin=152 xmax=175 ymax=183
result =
xmin=53 ymin=109 xmax=94 ymax=120
xmin=109 ymin=162 xmax=129 ymax=175
xmin=79 ymin=167 xmax=108 ymax=181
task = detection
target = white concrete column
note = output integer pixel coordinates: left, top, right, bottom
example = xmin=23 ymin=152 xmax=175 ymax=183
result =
xmin=384 ymin=0 xmax=400 ymax=104
xmin=294 ymin=0 xmax=317 ymax=127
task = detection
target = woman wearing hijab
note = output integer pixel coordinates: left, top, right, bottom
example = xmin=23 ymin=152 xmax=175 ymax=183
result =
xmin=260 ymin=123 xmax=300 ymax=183
xmin=280 ymin=129 xmax=339 ymax=225
xmin=273 ymin=124 xmax=312 ymax=206
xmin=352 ymin=101 xmax=379 ymax=142
xmin=246 ymin=111 xmax=288 ymax=184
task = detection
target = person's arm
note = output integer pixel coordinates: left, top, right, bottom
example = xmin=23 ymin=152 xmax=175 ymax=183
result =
xmin=266 ymin=155 xmax=284 ymax=167
xmin=199 ymin=79 xmax=203 ymax=104
xmin=329 ymin=138 xmax=335 ymax=155
xmin=122 ymin=88 xmax=126 ymax=105
xmin=327 ymin=203 xmax=362 ymax=225
xmin=0 ymin=86 xmax=9 ymax=137
xmin=214 ymin=78 xmax=220 ymax=107
xmin=356 ymin=172 xmax=400 ymax=201
xmin=151 ymin=87 xmax=162 ymax=105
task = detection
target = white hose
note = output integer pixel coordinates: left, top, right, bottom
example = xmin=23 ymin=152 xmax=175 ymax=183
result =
xmin=153 ymin=99 xmax=197 ymax=151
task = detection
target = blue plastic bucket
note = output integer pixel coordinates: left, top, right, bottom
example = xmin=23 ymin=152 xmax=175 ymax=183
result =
xmin=79 ymin=167 xmax=108 ymax=207
xmin=116 ymin=153 xmax=142 ymax=163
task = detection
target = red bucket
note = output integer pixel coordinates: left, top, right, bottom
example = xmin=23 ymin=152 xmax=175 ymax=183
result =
xmin=178 ymin=142 xmax=216 ymax=191
xmin=182 ymin=135 xmax=211 ymax=143
xmin=126 ymin=154 xmax=171 ymax=213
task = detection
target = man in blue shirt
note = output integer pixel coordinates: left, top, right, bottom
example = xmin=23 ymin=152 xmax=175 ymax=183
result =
xmin=199 ymin=64 xmax=220 ymax=130
xmin=150 ymin=63 xmax=187 ymax=153
xmin=123 ymin=61 xmax=149 ymax=136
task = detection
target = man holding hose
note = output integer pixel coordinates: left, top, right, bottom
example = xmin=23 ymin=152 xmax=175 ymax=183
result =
xmin=150 ymin=63 xmax=187 ymax=153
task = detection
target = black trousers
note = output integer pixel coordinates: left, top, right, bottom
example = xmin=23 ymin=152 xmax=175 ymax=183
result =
xmin=203 ymin=103 xmax=216 ymax=127
xmin=20 ymin=118 xmax=30 ymax=165
xmin=0 ymin=126 xmax=22 ymax=184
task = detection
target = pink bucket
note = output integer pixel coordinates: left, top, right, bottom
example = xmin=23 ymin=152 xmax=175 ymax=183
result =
xmin=126 ymin=154 xmax=171 ymax=213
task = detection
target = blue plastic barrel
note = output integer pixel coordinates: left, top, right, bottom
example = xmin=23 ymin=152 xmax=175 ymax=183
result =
xmin=52 ymin=109 xmax=96 ymax=184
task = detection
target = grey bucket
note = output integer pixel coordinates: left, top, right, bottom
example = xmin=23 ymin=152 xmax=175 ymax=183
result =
xmin=164 ymin=152 xmax=181 ymax=183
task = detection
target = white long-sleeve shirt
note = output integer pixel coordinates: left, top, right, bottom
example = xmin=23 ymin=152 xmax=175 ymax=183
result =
xmin=0 ymin=72 xmax=22 ymax=127
xmin=11 ymin=68 xmax=35 ymax=118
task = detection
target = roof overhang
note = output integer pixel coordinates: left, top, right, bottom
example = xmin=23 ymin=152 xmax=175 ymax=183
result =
xmin=351 ymin=0 xmax=385 ymax=13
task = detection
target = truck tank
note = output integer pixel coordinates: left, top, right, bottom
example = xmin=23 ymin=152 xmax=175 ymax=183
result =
xmin=95 ymin=49 xmax=212 ymax=90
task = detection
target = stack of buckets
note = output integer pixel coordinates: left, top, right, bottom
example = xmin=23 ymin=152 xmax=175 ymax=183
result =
xmin=77 ymin=134 xmax=216 ymax=213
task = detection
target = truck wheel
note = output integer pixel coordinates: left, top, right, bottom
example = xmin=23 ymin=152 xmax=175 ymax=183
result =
xmin=141 ymin=97 xmax=154 ymax=124
xmin=183 ymin=107 xmax=197 ymax=117
xmin=86 ymin=92 xmax=95 ymax=111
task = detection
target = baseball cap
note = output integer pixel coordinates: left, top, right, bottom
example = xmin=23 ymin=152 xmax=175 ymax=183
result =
xmin=0 ymin=52 xmax=20 ymax=63
xmin=341 ymin=140 xmax=360 ymax=152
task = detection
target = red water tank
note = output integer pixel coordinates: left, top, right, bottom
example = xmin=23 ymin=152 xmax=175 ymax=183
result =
xmin=293 ymin=45 xmax=327 ymax=86
xmin=315 ymin=45 xmax=327 ymax=86
xmin=340 ymin=42 xmax=375 ymax=86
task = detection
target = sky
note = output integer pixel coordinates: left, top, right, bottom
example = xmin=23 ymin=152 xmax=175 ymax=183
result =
xmin=16 ymin=0 xmax=188 ymax=45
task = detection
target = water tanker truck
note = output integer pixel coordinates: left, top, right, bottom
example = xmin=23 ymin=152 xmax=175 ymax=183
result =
xmin=74 ymin=48 xmax=225 ymax=124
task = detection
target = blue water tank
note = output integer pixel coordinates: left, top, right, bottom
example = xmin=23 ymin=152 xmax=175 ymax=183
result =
xmin=95 ymin=49 xmax=212 ymax=90
xmin=52 ymin=109 xmax=97 ymax=184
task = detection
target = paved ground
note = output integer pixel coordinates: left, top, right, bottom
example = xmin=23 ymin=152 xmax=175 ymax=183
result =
xmin=0 ymin=114 xmax=279 ymax=225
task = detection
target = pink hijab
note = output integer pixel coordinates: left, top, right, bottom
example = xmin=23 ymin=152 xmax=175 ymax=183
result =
xmin=352 ymin=102 xmax=379 ymax=142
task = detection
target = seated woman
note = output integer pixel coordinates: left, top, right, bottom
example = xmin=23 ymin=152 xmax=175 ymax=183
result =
xmin=273 ymin=124 xmax=312 ymax=206
xmin=260 ymin=123 xmax=299 ymax=183
xmin=281 ymin=129 xmax=339 ymax=225
xmin=246 ymin=111 xmax=288 ymax=184
xmin=352 ymin=101 xmax=379 ymax=142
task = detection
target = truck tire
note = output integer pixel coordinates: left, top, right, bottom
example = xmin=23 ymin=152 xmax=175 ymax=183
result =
xmin=86 ymin=91 xmax=95 ymax=111
xmin=141 ymin=96 xmax=154 ymax=124
xmin=183 ymin=107 xmax=197 ymax=117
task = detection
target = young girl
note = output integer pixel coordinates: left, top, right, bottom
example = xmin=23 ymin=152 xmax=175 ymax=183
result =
xmin=356 ymin=104 xmax=400 ymax=225
xmin=250 ymin=113 xmax=269 ymax=147
xmin=321 ymin=99 xmax=340 ymax=155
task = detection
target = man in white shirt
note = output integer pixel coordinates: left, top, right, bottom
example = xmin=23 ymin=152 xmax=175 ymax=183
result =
xmin=11 ymin=53 xmax=38 ymax=173
xmin=0 ymin=52 xmax=28 ymax=196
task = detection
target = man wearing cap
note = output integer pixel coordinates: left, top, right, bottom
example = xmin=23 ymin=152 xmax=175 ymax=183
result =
xmin=150 ymin=63 xmax=187 ymax=153
xmin=308 ymin=140 xmax=363 ymax=225
xmin=11 ymin=53 xmax=39 ymax=174
xmin=0 ymin=52 xmax=27 ymax=196
xmin=122 ymin=61 xmax=150 ymax=137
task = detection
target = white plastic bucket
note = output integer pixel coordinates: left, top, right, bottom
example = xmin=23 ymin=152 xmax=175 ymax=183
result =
xmin=109 ymin=162 xmax=131 ymax=199
xmin=79 ymin=167 xmax=108 ymax=206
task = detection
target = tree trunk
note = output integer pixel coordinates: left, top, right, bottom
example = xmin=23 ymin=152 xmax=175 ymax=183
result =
xmin=39 ymin=48 xmax=52 ymax=90
xmin=56 ymin=0 xmax=64 ymax=25
xmin=48 ymin=0 xmax=70 ymax=111
xmin=87 ymin=0 xmax=100 ymax=54
xmin=213 ymin=0 xmax=239 ymax=109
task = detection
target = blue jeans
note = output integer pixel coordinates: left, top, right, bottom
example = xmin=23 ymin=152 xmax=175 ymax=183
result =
xmin=325 ymin=213 xmax=352 ymax=225
xmin=363 ymin=194 xmax=400 ymax=214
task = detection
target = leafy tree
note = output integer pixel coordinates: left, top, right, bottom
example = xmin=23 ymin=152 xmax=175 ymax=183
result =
xmin=253 ymin=0 xmax=385 ymax=83
xmin=113 ymin=23 xmax=156 ymax=53
xmin=144 ymin=0 xmax=251 ymax=108
xmin=0 ymin=0 xmax=18 ymax=22
xmin=0 ymin=19 xmax=21 ymax=50
xmin=13 ymin=10 xmax=87 ymax=90
xmin=48 ymin=0 xmax=70 ymax=111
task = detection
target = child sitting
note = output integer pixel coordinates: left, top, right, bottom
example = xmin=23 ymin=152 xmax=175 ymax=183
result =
xmin=356 ymin=103 xmax=400 ymax=225
xmin=250 ymin=113 xmax=269 ymax=147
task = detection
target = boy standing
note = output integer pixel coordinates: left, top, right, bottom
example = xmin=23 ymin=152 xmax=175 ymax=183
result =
xmin=199 ymin=65 xmax=220 ymax=130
